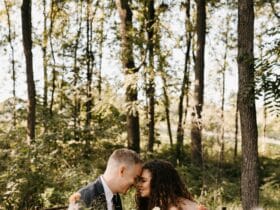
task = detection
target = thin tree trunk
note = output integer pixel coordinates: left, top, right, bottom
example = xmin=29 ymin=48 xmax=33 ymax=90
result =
xmin=4 ymin=0 xmax=17 ymax=127
xmin=115 ymin=0 xmax=140 ymax=152
xmin=97 ymin=1 xmax=104 ymax=100
xmin=234 ymin=95 xmax=239 ymax=160
xmin=147 ymin=0 xmax=155 ymax=152
xmin=49 ymin=0 xmax=56 ymax=116
xmin=238 ymin=0 xmax=259 ymax=208
xmin=219 ymin=15 xmax=230 ymax=165
xmin=21 ymin=0 xmax=36 ymax=143
xmin=176 ymin=0 xmax=192 ymax=164
xmin=183 ymin=0 xmax=192 ymax=132
xmin=191 ymin=0 xmax=205 ymax=166
xmin=85 ymin=0 xmax=94 ymax=141
xmin=73 ymin=1 xmax=82 ymax=141
xmin=42 ymin=0 xmax=48 ymax=132
xmin=161 ymin=70 xmax=173 ymax=146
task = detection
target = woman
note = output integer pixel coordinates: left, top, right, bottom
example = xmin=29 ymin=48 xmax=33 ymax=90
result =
xmin=136 ymin=159 xmax=206 ymax=210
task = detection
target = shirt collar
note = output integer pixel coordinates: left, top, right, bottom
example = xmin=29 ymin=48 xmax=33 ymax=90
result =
xmin=100 ymin=175 xmax=114 ymax=202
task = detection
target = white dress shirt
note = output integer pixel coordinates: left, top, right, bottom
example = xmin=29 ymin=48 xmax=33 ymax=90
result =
xmin=100 ymin=175 xmax=114 ymax=210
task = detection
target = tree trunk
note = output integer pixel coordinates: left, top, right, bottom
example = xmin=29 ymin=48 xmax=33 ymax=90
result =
xmin=219 ymin=14 xmax=230 ymax=166
xmin=161 ymin=70 xmax=173 ymax=146
xmin=21 ymin=0 xmax=36 ymax=143
xmin=176 ymin=0 xmax=192 ymax=164
xmin=85 ymin=0 xmax=94 ymax=141
xmin=238 ymin=0 xmax=259 ymax=208
xmin=4 ymin=0 xmax=17 ymax=127
xmin=115 ymin=0 xmax=140 ymax=152
xmin=191 ymin=0 xmax=205 ymax=166
xmin=234 ymin=95 xmax=239 ymax=160
xmin=97 ymin=1 xmax=104 ymax=100
xmin=147 ymin=0 xmax=155 ymax=152
xmin=49 ymin=0 xmax=56 ymax=116
xmin=42 ymin=0 xmax=48 ymax=132
xmin=73 ymin=2 xmax=82 ymax=141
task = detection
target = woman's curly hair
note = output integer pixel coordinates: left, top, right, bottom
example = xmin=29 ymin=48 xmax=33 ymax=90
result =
xmin=137 ymin=159 xmax=193 ymax=210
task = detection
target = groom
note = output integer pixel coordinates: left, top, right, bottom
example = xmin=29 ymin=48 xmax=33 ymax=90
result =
xmin=69 ymin=148 xmax=142 ymax=210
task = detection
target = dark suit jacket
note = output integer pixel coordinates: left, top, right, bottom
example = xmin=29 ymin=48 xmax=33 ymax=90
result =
xmin=78 ymin=176 xmax=122 ymax=210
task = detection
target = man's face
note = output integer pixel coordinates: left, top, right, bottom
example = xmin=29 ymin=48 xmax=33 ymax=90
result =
xmin=118 ymin=163 xmax=142 ymax=194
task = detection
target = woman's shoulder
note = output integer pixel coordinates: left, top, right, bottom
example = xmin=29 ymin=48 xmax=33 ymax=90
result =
xmin=177 ymin=198 xmax=207 ymax=210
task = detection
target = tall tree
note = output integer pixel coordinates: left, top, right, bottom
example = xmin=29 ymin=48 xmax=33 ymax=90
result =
xmin=4 ymin=0 xmax=17 ymax=127
xmin=42 ymin=0 xmax=48 ymax=132
xmin=191 ymin=0 xmax=206 ymax=166
xmin=219 ymin=14 xmax=231 ymax=165
xmin=85 ymin=0 xmax=94 ymax=140
xmin=176 ymin=0 xmax=192 ymax=164
xmin=238 ymin=0 xmax=259 ymax=209
xmin=146 ymin=0 xmax=156 ymax=152
xmin=115 ymin=0 xmax=140 ymax=152
xmin=49 ymin=0 xmax=57 ymax=116
xmin=72 ymin=1 xmax=82 ymax=141
xmin=21 ymin=0 xmax=36 ymax=143
xmin=97 ymin=1 xmax=104 ymax=100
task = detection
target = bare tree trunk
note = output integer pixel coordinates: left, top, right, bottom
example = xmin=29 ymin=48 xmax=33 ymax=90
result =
xmin=238 ymin=0 xmax=259 ymax=208
xmin=97 ymin=1 xmax=104 ymax=100
xmin=191 ymin=0 xmax=205 ymax=166
xmin=42 ymin=0 xmax=48 ymax=132
xmin=219 ymin=15 xmax=230 ymax=165
xmin=115 ymin=0 xmax=140 ymax=152
xmin=4 ymin=0 xmax=17 ymax=127
xmin=73 ymin=1 xmax=82 ymax=141
xmin=234 ymin=95 xmax=239 ymax=160
xmin=161 ymin=70 xmax=173 ymax=146
xmin=85 ymin=0 xmax=94 ymax=141
xmin=176 ymin=0 xmax=192 ymax=164
xmin=21 ymin=0 xmax=36 ymax=143
xmin=183 ymin=0 xmax=193 ymax=136
xmin=49 ymin=0 xmax=56 ymax=116
xmin=147 ymin=0 xmax=155 ymax=152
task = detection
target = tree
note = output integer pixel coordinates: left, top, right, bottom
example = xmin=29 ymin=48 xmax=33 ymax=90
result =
xmin=84 ymin=0 xmax=94 ymax=139
xmin=191 ymin=0 xmax=206 ymax=166
xmin=176 ymin=0 xmax=193 ymax=164
xmin=42 ymin=0 xmax=48 ymax=132
xmin=115 ymin=0 xmax=140 ymax=152
xmin=4 ymin=0 xmax=17 ymax=127
xmin=21 ymin=0 xmax=36 ymax=143
xmin=146 ymin=0 xmax=156 ymax=152
xmin=238 ymin=0 xmax=259 ymax=208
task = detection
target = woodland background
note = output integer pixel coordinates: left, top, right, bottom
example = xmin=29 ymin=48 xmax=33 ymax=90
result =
xmin=0 ymin=0 xmax=279 ymax=209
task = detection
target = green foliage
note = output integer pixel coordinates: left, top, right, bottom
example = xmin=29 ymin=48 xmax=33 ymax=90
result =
xmin=255 ymin=59 xmax=280 ymax=117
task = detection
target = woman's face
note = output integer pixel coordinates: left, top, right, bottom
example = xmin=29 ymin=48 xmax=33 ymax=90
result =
xmin=137 ymin=169 xmax=152 ymax=197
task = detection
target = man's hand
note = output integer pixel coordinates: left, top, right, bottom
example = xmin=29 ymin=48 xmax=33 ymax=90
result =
xmin=69 ymin=192 xmax=81 ymax=203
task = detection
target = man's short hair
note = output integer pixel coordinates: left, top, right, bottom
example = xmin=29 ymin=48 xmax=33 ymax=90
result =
xmin=108 ymin=148 xmax=142 ymax=166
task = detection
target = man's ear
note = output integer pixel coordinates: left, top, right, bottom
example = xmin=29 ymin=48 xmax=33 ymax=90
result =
xmin=119 ymin=164 xmax=126 ymax=177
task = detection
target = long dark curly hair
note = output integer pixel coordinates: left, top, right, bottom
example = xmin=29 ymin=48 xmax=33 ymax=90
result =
xmin=136 ymin=159 xmax=193 ymax=210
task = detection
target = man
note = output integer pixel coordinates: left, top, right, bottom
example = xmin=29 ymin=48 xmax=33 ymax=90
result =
xmin=68 ymin=148 xmax=142 ymax=210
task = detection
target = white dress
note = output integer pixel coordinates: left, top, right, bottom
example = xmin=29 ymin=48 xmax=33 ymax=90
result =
xmin=169 ymin=198 xmax=207 ymax=210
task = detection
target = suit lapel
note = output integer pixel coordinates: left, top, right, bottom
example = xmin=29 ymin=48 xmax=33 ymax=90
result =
xmin=90 ymin=177 xmax=107 ymax=209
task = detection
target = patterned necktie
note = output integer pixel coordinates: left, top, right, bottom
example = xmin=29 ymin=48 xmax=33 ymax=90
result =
xmin=112 ymin=194 xmax=122 ymax=210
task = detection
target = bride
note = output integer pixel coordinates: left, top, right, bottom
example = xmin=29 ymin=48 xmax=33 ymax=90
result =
xmin=136 ymin=159 xmax=207 ymax=210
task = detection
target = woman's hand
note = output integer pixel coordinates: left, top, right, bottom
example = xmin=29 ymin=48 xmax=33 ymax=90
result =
xmin=197 ymin=204 xmax=207 ymax=210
